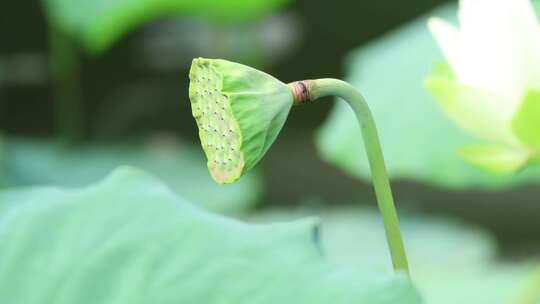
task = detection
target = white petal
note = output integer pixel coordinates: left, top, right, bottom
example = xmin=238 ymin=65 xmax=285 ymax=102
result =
xmin=427 ymin=17 xmax=462 ymax=74
xmin=458 ymin=0 xmax=515 ymax=98
xmin=455 ymin=0 xmax=540 ymax=118
xmin=428 ymin=0 xmax=540 ymax=147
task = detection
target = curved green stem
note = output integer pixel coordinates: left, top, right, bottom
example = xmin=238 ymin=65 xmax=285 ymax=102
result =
xmin=302 ymin=78 xmax=409 ymax=274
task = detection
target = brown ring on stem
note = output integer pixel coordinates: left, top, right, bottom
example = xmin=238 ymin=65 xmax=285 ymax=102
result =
xmin=288 ymin=80 xmax=312 ymax=105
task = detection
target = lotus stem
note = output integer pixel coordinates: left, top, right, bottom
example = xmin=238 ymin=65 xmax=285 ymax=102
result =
xmin=289 ymin=78 xmax=410 ymax=274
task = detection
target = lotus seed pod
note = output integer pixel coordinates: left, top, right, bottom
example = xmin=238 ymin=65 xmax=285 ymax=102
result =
xmin=189 ymin=58 xmax=294 ymax=184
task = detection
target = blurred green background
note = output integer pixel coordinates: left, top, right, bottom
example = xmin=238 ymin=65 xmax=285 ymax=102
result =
xmin=0 ymin=0 xmax=540 ymax=251
xmin=1 ymin=0 xmax=539 ymax=273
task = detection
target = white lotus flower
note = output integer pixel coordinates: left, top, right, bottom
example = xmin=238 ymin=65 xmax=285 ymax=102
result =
xmin=426 ymin=0 xmax=540 ymax=172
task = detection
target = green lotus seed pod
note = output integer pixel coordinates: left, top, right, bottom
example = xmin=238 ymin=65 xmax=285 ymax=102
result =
xmin=189 ymin=58 xmax=294 ymax=184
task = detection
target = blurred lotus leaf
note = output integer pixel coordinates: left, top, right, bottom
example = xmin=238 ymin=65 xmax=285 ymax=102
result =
xmin=0 ymin=137 xmax=262 ymax=215
xmin=315 ymin=3 xmax=540 ymax=190
xmin=251 ymin=206 xmax=538 ymax=304
xmin=41 ymin=0 xmax=291 ymax=54
xmin=0 ymin=167 xmax=421 ymax=303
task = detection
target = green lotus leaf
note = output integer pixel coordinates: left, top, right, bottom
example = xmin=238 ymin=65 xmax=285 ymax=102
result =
xmin=251 ymin=206 xmax=538 ymax=304
xmin=189 ymin=58 xmax=293 ymax=184
xmin=0 ymin=167 xmax=421 ymax=303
